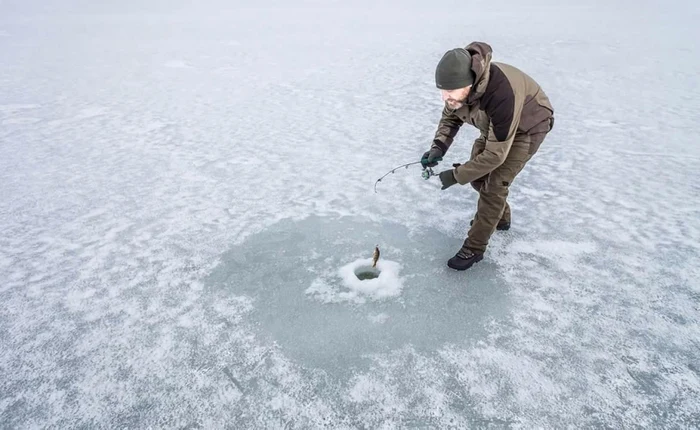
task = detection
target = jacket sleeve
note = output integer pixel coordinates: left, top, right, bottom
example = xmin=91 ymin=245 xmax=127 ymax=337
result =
xmin=453 ymin=80 xmax=523 ymax=185
xmin=432 ymin=105 xmax=464 ymax=153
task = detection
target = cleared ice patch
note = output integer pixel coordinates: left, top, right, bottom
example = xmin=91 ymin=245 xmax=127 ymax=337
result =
xmin=209 ymin=215 xmax=507 ymax=381
xmin=367 ymin=313 xmax=390 ymax=324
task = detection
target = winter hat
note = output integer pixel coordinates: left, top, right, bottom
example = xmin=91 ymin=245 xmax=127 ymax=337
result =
xmin=435 ymin=48 xmax=475 ymax=90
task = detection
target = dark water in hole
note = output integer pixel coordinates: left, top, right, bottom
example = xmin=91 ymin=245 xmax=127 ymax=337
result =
xmin=355 ymin=266 xmax=380 ymax=280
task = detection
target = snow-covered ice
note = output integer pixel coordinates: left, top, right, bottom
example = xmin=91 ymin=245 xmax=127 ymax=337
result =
xmin=1 ymin=0 xmax=699 ymax=428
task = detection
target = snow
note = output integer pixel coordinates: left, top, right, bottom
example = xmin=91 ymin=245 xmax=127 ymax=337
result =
xmin=1 ymin=0 xmax=699 ymax=428
xmin=307 ymin=258 xmax=404 ymax=303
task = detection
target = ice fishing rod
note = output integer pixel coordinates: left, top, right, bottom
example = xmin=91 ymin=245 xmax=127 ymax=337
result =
xmin=373 ymin=161 xmax=437 ymax=193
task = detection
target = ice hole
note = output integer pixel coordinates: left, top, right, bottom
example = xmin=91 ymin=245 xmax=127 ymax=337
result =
xmin=354 ymin=266 xmax=381 ymax=280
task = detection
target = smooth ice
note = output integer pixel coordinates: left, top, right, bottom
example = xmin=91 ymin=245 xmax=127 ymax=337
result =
xmin=207 ymin=216 xmax=506 ymax=381
xmin=1 ymin=0 xmax=699 ymax=428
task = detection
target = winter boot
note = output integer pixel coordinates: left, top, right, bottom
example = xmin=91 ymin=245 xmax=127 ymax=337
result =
xmin=470 ymin=219 xmax=511 ymax=231
xmin=447 ymin=248 xmax=484 ymax=271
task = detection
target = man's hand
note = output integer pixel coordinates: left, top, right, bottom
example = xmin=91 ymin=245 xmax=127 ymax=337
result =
xmin=421 ymin=145 xmax=444 ymax=168
xmin=439 ymin=169 xmax=458 ymax=190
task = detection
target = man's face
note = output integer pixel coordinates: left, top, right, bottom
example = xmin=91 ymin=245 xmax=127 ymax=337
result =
xmin=441 ymin=86 xmax=471 ymax=110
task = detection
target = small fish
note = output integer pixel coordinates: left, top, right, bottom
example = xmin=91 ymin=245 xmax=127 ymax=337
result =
xmin=372 ymin=245 xmax=380 ymax=268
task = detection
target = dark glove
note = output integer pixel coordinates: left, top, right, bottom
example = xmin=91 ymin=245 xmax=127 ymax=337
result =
xmin=420 ymin=143 xmax=446 ymax=168
xmin=439 ymin=169 xmax=458 ymax=190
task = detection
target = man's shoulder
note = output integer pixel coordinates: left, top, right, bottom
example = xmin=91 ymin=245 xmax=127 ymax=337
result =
xmin=490 ymin=61 xmax=517 ymax=69
xmin=482 ymin=64 xmax=514 ymax=108
xmin=491 ymin=62 xmax=540 ymax=88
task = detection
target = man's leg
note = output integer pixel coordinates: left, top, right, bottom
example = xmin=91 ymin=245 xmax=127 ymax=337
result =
xmin=471 ymin=198 xmax=511 ymax=230
xmin=469 ymin=136 xmax=510 ymax=230
xmin=499 ymin=201 xmax=512 ymax=229
xmin=496 ymin=118 xmax=553 ymax=229
xmin=448 ymin=118 xmax=554 ymax=270
xmin=448 ymin=138 xmax=532 ymax=270
xmin=467 ymin=141 xmax=531 ymax=252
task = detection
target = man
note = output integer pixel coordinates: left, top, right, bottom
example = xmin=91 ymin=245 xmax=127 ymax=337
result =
xmin=421 ymin=42 xmax=554 ymax=271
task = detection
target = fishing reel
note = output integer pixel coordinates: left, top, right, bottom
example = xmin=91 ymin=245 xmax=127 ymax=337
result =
xmin=421 ymin=167 xmax=436 ymax=180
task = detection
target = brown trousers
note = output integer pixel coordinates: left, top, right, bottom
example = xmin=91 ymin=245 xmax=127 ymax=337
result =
xmin=464 ymin=128 xmax=549 ymax=254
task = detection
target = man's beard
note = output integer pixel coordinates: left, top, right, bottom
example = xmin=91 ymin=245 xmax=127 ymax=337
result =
xmin=446 ymin=98 xmax=465 ymax=110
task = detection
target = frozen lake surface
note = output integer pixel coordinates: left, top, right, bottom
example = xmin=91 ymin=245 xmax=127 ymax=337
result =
xmin=1 ymin=0 xmax=699 ymax=427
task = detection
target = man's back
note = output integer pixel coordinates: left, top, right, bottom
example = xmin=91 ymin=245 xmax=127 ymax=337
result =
xmin=489 ymin=61 xmax=554 ymax=142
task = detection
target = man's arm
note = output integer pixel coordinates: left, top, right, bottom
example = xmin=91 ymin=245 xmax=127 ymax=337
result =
xmin=432 ymin=105 xmax=464 ymax=153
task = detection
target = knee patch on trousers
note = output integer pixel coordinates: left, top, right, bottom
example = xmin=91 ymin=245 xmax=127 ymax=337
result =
xmin=483 ymin=180 xmax=510 ymax=195
xmin=471 ymin=175 xmax=488 ymax=192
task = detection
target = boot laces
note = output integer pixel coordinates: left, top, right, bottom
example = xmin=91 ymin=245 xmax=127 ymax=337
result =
xmin=457 ymin=249 xmax=474 ymax=259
